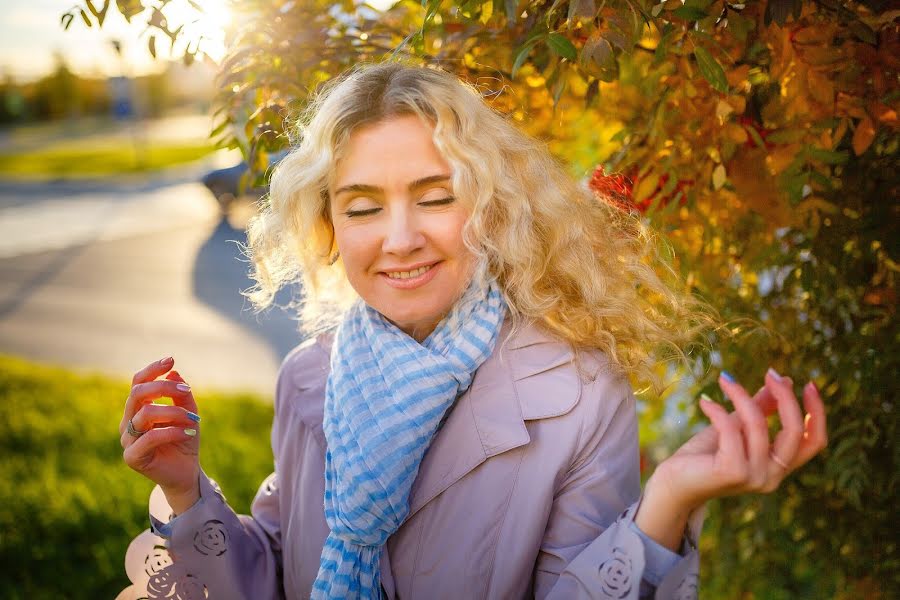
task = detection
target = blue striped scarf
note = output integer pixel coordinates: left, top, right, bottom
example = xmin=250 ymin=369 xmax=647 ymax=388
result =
xmin=311 ymin=277 xmax=506 ymax=599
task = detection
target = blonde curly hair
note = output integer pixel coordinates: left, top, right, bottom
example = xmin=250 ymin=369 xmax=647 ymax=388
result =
xmin=245 ymin=61 xmax=717 ymax=391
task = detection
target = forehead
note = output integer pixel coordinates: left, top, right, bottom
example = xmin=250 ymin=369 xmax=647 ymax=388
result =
xmin=332 ymin=115 xmax=451 ymax=187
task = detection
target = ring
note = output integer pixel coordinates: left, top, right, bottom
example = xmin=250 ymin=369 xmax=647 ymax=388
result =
xmin=127 ymin=418 xmax=148 ymax=437
xmin=769 ymin=450 xmax=789 ymax=470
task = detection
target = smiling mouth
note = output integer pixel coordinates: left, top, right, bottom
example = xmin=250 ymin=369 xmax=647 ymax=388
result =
xmin=384 ymin=264 xmax=434 ymax=280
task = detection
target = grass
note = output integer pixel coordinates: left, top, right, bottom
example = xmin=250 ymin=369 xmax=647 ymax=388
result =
xmin=0 ymin=140 xmax=217 ymax=179
xmin=0 ymin=355 xmax=274 ymax=599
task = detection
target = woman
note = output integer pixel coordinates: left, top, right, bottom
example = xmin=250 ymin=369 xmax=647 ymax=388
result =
xmin=117 ymin=63 xmax=827 ymax=600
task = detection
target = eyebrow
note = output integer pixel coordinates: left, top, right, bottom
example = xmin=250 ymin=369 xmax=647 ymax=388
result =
xmin=333 ymin=174 xmax=452 ymax=198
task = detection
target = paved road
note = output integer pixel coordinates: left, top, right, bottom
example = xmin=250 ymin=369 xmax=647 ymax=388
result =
xmin=0 ymin=164 xmax=304 ymax=397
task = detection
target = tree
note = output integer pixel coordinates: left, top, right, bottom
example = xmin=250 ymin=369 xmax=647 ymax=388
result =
xmin=68 ymin=0 xmax=898 ymax=596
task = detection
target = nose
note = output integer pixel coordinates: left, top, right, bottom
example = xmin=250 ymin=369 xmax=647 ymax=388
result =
xmin=382 ymin=207 xmax=425 ymax=256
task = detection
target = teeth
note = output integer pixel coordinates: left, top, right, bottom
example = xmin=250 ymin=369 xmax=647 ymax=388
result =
xmin=387 ymin=265 xmax=431 ymax=279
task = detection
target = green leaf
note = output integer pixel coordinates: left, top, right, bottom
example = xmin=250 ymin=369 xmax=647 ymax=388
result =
xmin=807 ymin=147 xmax=849 ymax=165
xmin=511 ymin=38 xmax=540 ymax=78
xmin=547 ymin=33 xmax=577 ymax=61
xmin=424 ymin=0 xmax=441 ymax=23
xmin=673 ymin=6 xmax=708 ymax=21
xmin=148 ymin=36 xmax=157 ymax=58
xmin=746 ymin=125 xmax=767 ymax=148
xmin=693 ymin=45 xmax=728 ymax=93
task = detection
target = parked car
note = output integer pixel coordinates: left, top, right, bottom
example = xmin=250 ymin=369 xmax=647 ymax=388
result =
xmin=201 ymin=150 xmax=288 ymax=213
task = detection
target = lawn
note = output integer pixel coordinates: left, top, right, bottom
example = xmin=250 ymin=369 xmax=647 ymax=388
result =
xmin=0 ymin=356 xmax=274 ymax=599
xmin=0 ymin=140 xmax=217 ymax=179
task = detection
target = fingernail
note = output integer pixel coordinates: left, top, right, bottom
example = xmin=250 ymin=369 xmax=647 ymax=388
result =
xmin=176 ymin=383 xmax=191 ymax=392
xmin=806 ymin=380 xmax=818 ymax=393
xmin=720 ymin=371 xmax=735 ymax=383
xmin=186 ymin=411 xmax=201 ymax=423
xmin=160 ymin=356 xmax=173 ymax=365
xmin=184 ymin=428 xmax=197 ymax=437
xmin=767 ymin=367 xmax=783 ymax=381
xmin=699 ymin=393 xmax=714 ymax=404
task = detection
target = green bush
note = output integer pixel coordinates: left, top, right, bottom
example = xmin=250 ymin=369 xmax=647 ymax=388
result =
xmin=0 ymin=356 xmax=274 ymax=599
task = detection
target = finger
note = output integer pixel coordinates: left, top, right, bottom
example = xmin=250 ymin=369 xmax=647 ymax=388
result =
xmin=133 ymin=403 xmax=201 ymax=432
xmin=699 ymin=397 xmax=749 ymax=485
xmin=164 ymin=370 xmax=199 ymax=414
xmin=123 ymin=426 xmax=199 ymax=471
xmin=796 ymin=381 xmax=828 ymax=464
xmin=121 ymin=379 xmax=195 ymax=434
xmin=131 ymin=356 xmax=175 ymax=387
xmin=719 ymin=372 xmax=769 ymax=488
xmin=750 ymin=384 xmax=777 ymax=416
xmin=121 ymin=404 xmax=200 ymax=450
xmin=766 ymin=369 xmax=804 ymax=478
xmin=700 ymin=397 xmax=746 ymax=462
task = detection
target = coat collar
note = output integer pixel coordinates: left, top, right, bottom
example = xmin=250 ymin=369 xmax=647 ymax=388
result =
xmin=289 ymin=318 xmax=582 ymax=518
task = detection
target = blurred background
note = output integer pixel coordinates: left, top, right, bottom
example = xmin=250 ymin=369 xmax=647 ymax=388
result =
xmin=0 ymin=1 xmax=896 ymax=598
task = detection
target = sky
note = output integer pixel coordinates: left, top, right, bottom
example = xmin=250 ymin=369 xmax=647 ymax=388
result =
xmin=0 ymin=0 xmax=232 ymax=82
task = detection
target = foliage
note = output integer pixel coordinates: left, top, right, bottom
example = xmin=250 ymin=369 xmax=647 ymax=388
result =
xmin=0 ymin=57 xmax=199 ymax=125
xmin=0 ymin=356 xmax=274 ymax=599
xmin=66 ymin=0 xmax=898 ymax=597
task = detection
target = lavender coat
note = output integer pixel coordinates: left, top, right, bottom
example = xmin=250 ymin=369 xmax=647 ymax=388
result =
xmin=118 ymin=321 xmax=704 ymax=599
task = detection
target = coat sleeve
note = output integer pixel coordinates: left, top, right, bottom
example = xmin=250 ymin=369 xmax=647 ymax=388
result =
xmin=534 ymin=371 xmax=705 ymax=600
xmin=116 ymin=357 xmax=300 ymax=600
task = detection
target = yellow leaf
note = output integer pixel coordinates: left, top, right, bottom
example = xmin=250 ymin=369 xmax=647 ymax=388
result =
xmin=634 ymin=171 xmax=661 ymax=203
xmin=727 ymin=95 xmax=746 ymax=115
xmin=712 ymin=164 xmax=727 ymax=190
xmin=852 ymin=116 xmax=876 ymax=156
xmin=716 ymin=100 xmax=734 ymax=121
xmin=480 ymin=1 xmax=492 ymax=24
xmin=725 ymin=64 xmax=750 ymax=88
xmin=832 ymin=117 xmax=849 ymax=150
xmin=726 ymin=123 xmax=748 ymax=144
xmin=807 ymin=70 xmax=835 ymax=106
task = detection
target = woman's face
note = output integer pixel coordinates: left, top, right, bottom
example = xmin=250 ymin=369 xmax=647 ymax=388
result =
xmin=329 ymin=115 xmax=475 ymax=341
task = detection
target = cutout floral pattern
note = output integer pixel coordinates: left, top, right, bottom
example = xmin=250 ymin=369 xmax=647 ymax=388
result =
xmin=146 ymin=566 xmax=209 ymax=600
xmin=597 ymin=546 xmax=633 ymax=599
xmin=193 ymin=519 xmax=228 ymax=556
xmin=145 ymin=545 xmax=174 ymax=577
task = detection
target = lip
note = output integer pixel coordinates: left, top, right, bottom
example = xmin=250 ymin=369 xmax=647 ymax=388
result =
xmin=379 ymin=260 xmax=439 ymax=274
xmin=378 ymin=261 xmax=441 ymax=290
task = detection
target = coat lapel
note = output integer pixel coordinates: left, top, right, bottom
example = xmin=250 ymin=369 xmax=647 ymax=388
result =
xmin=289 ymin=320 xmax=582 ymax=523
xmin=404 ymin=320 xmax=581 ymax=520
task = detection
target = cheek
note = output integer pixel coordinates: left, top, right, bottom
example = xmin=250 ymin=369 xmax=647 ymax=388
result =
xmin=335 ymin=227 xmax=377 ymax=276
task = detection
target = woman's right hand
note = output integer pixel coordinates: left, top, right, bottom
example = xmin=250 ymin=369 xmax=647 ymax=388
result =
xmin=120 ymin=356 xmax=202 ymax=515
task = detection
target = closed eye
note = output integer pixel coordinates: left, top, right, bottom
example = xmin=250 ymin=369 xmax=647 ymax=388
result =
xmin=345 ymin=207 xmax=381 ymax=218
xmin=419 ymin=197 xmax=455 ymax=207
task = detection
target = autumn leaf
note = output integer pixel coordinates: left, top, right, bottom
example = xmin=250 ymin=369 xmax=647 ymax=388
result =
xmin=852 ymin=116 xmax=876 ymax=155
xmin=694 ymin=46 xmax=728 ymax=93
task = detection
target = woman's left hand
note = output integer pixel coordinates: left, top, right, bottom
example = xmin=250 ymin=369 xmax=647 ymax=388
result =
xmin=634 ymin=368 xmax=828 ymax=550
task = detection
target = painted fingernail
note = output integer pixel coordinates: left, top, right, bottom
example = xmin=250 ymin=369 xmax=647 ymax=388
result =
xmin=160 ymin=356 xmax=173 ymax=365
xmin=720 ymin=371 xmax=736 ymax=383
xmin=699 ymin=393 xmax=714 ymax=404
xmin=767 ymin=367 xmax=783 ymax=381
xmin=186 ymin=411 xmax=201 ymax=423
xmin=184 ymin=428 xmax=197 ymax=437
xmin=176 ymin=383 xmax=191 ymax=392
